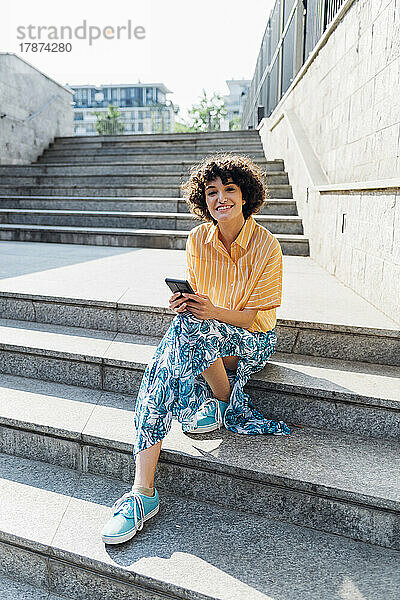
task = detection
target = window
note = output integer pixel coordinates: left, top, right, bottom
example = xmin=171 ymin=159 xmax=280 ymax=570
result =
xmin=122 ymin=88 xmax=136 ymax=106
xmin=145 ymin=87 xmax=154 ymax=105
xmin=134 ymin=87 xmax=142 ymax=106
xmin=82 ymin=89 xmax=89 ymax=107
xmin=74 ymin=88 xmax=90 ymax=108
xmin=120 ymin=88 xmax=127 ymax=106
xmin=74 ymin=112 xmax=83 ymax=120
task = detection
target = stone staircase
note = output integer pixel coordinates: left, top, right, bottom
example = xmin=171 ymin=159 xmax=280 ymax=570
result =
xmin=0 ymin=290 xmax=399 ymax=598
xmin=0 ymin=130 xmax=308 ymax=255
xmin=0 ymin=131 xmax=399 ymax=599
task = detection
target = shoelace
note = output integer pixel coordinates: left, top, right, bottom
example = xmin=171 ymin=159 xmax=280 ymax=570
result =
xmin=186 ymin=398 xmax=224 ymax=431
xmin=203 ymin=398 xmax=223 ymax=424
xmin=112 ymin=491 xmax=145 ymax=532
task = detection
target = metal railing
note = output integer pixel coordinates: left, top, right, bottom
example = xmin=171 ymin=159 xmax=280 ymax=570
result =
xmin=242 ymin=0 xmax=347 ymax=128
xmin=73 ymin=105 xmax=173 ymax=136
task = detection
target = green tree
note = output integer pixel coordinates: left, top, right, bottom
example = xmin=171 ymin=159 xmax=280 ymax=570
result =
xmin=177 ymin=89 xmax=227 ymax=132
xmin=229 ymin=115 xmax=242 ymax=130
xmin=93 ymin=105 xmax=125 ymax=135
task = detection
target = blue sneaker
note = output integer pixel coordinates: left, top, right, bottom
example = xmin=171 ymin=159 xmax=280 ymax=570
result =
xmin=101 ymin=488 xmax=159 ymax=544
xmin=182 ymin=398 xmax=229 ymax=434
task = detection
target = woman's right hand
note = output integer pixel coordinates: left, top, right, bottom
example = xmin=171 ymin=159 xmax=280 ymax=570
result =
xmin=169 ymin=292 xmax=188 ymax=313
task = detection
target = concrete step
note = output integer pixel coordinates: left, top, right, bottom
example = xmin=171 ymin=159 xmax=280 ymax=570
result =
xmin=2 ymin=453 xmax=398 ymax=600
xmin=1 ymin=242 xmax=396 ymax=336
xmin=54 ymin=129 xmax=262 ymax=143
xmin=0 ymin=185 xmax=182 ymax=198
xmin=0 ymin=160 xmax=280 ymax=177
xmin=42 ymin=141 xmax=266 ymax=150
xmin=53 ymin=135 xmax=263 ymax=147
xmin=0 ymin=224 xmax=308 ymax=254
xmin=0 ymin=575 xmax=64 ymax=600
xmin=34 ymin=156 xmax=277 ymax=167
xmin=0 ymin=172 xmax=289 ymax=186
xmin=1 ymin=292 xmax=398 ymax=367
xmin=0 ymin=210 xmax=304 ymax=235
xmin=44 ymin=147 xmax=264 ymax=158
xmin=1 ymin=373 xmax=400 ymax=553
xmin=1 ymin=291 xmax=398 ymax=365
xmin=0 ymin=184 xmax=294 ymax=198
xmin=0 ymin=196 xmax=298 ymax=215
xmin=0 ymin=290 xmax=400 ymax=366
xmin=37 ymin=150 xmax=269 ymax=162
xmin=51 ymin=136 xmax=263 ymax=145
xmin=0 ymin=315 xmax=398 ymax=439
xmin=51 ymin=135 xmax=263 ymax=145
xmin=49 ymin=140 xmax=264 ymax=152
xmin=0 ymin=162 xmax=278 ymax=176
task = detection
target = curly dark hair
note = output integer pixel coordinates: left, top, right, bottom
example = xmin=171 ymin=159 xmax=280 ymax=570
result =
xmin=181 ymin=152 xmax=269 ymax=224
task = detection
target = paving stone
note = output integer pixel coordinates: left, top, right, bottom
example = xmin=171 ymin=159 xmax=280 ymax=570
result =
xmin=0 ymin=243 xmax=397 ymax=329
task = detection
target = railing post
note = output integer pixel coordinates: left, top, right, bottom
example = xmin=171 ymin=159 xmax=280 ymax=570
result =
xmin=322 ymin=0 xmax=328 ymax=31
xmin=294 ymin=0 xmax=306 ymax=71
xmin=277 ymin=0 xmax=284 ymax=102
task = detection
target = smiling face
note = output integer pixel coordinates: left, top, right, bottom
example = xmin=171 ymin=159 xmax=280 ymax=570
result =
xmin=204 ymin=176 xmax=245 ymax=225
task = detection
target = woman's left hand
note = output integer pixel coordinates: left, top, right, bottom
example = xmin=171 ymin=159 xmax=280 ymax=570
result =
xmin=182 ymin=293 xmax=217 ymax=320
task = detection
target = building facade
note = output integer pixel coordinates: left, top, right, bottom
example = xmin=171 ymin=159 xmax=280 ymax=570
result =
xmin=69 ymin=83 xmax=177 ymax=135
xmin=223 ymin=79 xmax=250 ymax=128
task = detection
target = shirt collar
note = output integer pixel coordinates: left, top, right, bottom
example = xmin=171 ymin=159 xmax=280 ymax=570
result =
xmin=205 ymin=215 xmax=256 ymax=249
xmin=234 ymin=215 xmax=256 ymax=249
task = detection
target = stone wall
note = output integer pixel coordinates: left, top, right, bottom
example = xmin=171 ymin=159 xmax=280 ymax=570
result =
xmin=258 ymin=0 xmax=400 ymax=324
xmin=309 ymin=185 xmax=399 ymax=326
xmin=0 ymin=53 xmax=74 ymax=164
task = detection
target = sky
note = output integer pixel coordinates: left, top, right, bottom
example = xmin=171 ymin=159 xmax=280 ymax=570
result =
xmin=1 ymin=0 xmax=275 ymax=119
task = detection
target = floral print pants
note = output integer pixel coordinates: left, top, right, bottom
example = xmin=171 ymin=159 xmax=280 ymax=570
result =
xmin=133 ymin=312 xmax=291 ymax=456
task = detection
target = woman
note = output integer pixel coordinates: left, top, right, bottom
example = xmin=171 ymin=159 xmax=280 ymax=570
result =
xmin=101 ymin=153 xmax=291 ymax=544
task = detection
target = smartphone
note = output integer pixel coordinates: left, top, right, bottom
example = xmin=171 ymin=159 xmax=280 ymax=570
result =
xmin=165 ymin=278 xmax=196 ymax=298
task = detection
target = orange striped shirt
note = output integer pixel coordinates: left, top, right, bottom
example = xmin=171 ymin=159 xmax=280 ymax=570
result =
xmin=185 ymin=215 xmax=283 ymax=333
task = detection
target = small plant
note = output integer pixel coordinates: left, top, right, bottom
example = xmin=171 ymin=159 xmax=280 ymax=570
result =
xmin=229 ymin=115 xmax=242 ymax=130
xmin=93 ymin=105 xmax=125 ymax=135
xmin=175 ymin=90 xmax=227 ymax=132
